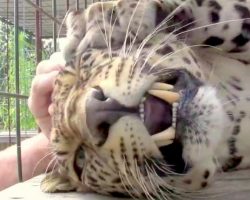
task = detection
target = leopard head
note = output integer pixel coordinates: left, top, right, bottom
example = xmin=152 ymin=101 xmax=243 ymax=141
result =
xmin=41 ymin=2 xmax=227 ymax=198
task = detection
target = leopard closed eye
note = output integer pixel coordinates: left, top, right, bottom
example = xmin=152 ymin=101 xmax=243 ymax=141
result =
xmin=41 ymin=0 xmax=250 ymax=199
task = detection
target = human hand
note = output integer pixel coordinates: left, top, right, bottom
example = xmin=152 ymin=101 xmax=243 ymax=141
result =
xmin=28 ymin=52 xmax=65 ymax=138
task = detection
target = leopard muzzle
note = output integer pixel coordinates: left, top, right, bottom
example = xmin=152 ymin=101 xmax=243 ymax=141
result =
xmin=84 ymin=69 xmax=202 ymax=174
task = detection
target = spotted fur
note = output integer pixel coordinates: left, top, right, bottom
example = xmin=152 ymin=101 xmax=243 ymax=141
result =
xmin=41 ymin=0 xmax=250 ymax=199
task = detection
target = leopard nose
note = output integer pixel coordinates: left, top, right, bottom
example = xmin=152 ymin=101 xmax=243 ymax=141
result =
xmin=85 ymin=87 xmax=137 ymax=146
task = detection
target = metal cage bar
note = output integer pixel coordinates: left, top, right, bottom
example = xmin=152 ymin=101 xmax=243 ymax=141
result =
xmin=76 ymin=0 xmax=79 ymax=10
xmin=52 ymin=0 xmax=57 ymax=52
xmin=35 ymin=0 xmax=42 ymax=64
xmin=14 ymin=0 xmax=23 ymax=182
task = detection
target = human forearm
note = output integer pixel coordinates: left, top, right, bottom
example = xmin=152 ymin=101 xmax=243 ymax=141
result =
xmin=0 ymin=133 xmax=54 ymax=191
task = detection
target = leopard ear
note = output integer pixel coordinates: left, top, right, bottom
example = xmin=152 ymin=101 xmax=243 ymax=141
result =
xmin=41 ymin=170 xmax=77 ymax=193
xmin=62 ymin=9 xmax=87 ymax=63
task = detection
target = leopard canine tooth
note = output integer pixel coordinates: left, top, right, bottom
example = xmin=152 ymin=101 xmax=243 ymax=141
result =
xmin=151 ymin=82 xmax=174 ymax=90
xmin=152 ymin=127 xmax=175 ymax=147
xmin=148 ymin=90 xmax=180 ymax=104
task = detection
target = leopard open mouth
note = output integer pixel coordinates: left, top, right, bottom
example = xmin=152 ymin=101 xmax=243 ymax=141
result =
xmin=137 ymin=85 xmax=183 ymax=173
xmin=85 ymin=69 xmax=202 ymax=173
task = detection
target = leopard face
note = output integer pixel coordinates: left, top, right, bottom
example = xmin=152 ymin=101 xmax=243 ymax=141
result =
xmin=46 ymin=38 xmax=226 ymax=197
xmin=41 ymin=0 xmax=250 ymax=198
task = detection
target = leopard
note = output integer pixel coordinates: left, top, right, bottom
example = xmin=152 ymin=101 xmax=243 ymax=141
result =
xmin=40 ymin=0 xmax=250 ymax=199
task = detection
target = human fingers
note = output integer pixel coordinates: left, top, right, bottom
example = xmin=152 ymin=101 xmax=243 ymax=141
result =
xmin=48 ymin=104 xmax=54 ymax=116
xmin=36 ymin=60 xmax=63 ymax=75
xmin=36 ymin=52 xmax=65 ymax=75
xmin=28 ymin=70 xmax=59 ymax=119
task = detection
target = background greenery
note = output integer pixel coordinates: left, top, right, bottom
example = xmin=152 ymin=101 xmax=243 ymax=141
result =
xmin=0 ymin=20 xmax=51 ymax=133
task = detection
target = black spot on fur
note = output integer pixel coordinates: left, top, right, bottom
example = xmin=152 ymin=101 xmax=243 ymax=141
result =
xmin=130 ymin=3 xmax=137 ymax=8
xmin=184 ymin=179 xmax=192 ymax=184
xmin=155 ymin=3 xmax=167 ymax=26
xmin=210 ymin=11 xmax=220 ymax=23
xmin=242 ymin=22 xmax=250 ymax=39
xmin=203 ymin=170 xmax=210 ymax=179
xmin=240 ymin=111 xmax=246 ymax=118
xmin=94 ymin=159 xmax=103 ymax=167
xmin=232 ymin=125 xmax=240 ymax=135
xmin=98 ymin=175 xmax=106 ymax=181
xmin=229 ymin=82 xmax=243 ymax=91
xmin=201 ymin=182 xmax=208 ymax=188
xmin=156 ymin=45 xmax=174 ymax=55
xmin=227 ymin=111 xmax=234 ymax=121
xmin=87 ymin=175 xmax=97 ymax=183
xmin=228 ymin=137 xmax=237 ymax=155
xmin=209 ymin=0 xmax=222 ymax=10
xmin=82 ymin=53 xmax=91 ymax=61
xmin=183 ymin=57 xmax=192 ymax=64
xmin=232 ymin=33 xmax=249 ymax=47
xmin=112 ymin=178 xmax=121 ymax=184
xmin=203 ymin=36 xmax=224 ymax=46
xmin=223 ymin=24 xmax=229 ymax=30
xmin=195 ymin=0 xmax=204 ymax=6
xmin=106 ymin=8 xmax=120 ymax=26
xmin=171 ymin=7 xmax=195 ymax=34
xmin=55 ymin=151 xmax=68 ymax=156
xmin=234 ymin=4 xmax=250 ymax=18
xmin=90 ymin=164 xmax=97 ymax=171
xmin=110 ymin=192 xmax=128 ymax=198
xmin=223 ymin=156 xmax=243 ymax=171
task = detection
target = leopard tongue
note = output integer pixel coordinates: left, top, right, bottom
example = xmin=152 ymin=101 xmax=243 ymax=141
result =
xmin=152 ymin=127 xmax=175 ymax=147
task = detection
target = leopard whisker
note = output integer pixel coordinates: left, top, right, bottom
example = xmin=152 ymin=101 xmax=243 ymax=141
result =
xmin=108 ymin=3 xmax=119 ymax=58
xmin=100 ymin=0 xmax=111 ymax=57
xmin=135 ymin=17 xmax=175 ymax=60
xmin=145 ymin=156 xmax=181 ymax=176
xmin=44 ymin=156 xmax=58 ymax=175
xmin=139 ymin=19 xmax=200 ymax=75
xmin=144 ymin=164 xmax=172 ymax=200
xmin=150 ymin=44 xmax=222 ymax=73
xmin=119 ymin=172 xmax=139 ymax=199
xmin=121 ymin=158 xmax=142 ymax=198
xmin=57 ymin=9 xmax=71 ymax=44
xmin=135 ymin=0 xmax=189 ymax=59
xmin=32 ymin=151 xmax=55 ymax=177
xmin=135 ymin=3 xmax=194 ymax=75
xmin=120 ymin=0 xmax=142 ymax=58
xmin=144 ymin=161 xmax=184 ymax=200
xmin=144 ymin=166 xmax=164 ymax=200
xmin=126 ymin=0 xmax=148 ymax=57
xmin=132 ymin=160 xmax=155 ymax=200
xmin=174 ymin=18 xmax=250 ymax=42
xmin=142 ymin=17 xmax=250 ymax=76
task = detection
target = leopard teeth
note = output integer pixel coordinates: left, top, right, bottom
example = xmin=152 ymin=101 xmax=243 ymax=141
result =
xmin=148 ymin=90 xmax=180 ymax=104
xmin=152 ymin=127 xmax=175 ymax=147
xmin=139 ymin=97 xmax=146 ymax=122
xmin=172 ymin=102 xmax=178 ymax=128
xmin=151 ymin=82 xmax=174 ymax=90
